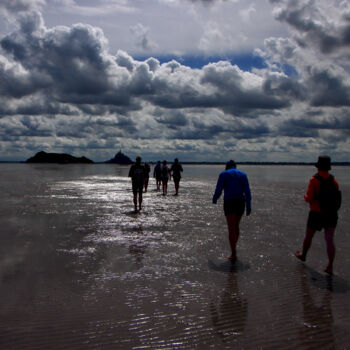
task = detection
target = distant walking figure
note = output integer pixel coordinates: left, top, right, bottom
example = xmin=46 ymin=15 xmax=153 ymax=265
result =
xmin=295 ymin=155 xmax=341 ymax=275
xmin=170 ymin=158 xmax=183 ymax=195
xmin=128 ymin=156 xmax=145 ymax=212
xmin=153 ymin=161 xmax=162 ymax=190
xmin=161 ymin=160 xmax=171 ymax=196
xmin=212 ymin=160 xmax=251 ymax=260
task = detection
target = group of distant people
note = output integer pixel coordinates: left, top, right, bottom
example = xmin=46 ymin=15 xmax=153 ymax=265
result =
xmin=128 ymin=157 xmax=183 ymax=212
xmin=128 ymin=155 xmax=341 ymax=275
xmin=212 ymin=155 xmax=341 ymax=275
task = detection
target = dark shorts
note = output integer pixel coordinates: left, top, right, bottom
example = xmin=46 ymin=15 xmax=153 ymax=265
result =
xmin=307 ymin=211 xmax=338 ymax=231
xmin=132 ymin=181 xmax=143 ymax=195
xmin=224 ymin=198 xmax=245 ymax=217
xmin=173 ymin=176 xmax=181 ymax=183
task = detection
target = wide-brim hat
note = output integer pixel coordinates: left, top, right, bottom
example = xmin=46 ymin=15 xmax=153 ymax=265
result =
xmin=315 ymin=155 xmax=331 ymax=170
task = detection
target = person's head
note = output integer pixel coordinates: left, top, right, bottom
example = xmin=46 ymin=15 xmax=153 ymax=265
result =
xmin=174 ymin=158 xmax=178 ymax=164
xmin=225 ymin=160 xmax=236 ymax=170
xmin=163 ymin=160 xmax=167 ymax=165
xmin=315 ymin=155 xmax=331 ymax=171
xmin=157 ymin=160 xmax=160 ymax=164
xmin=136 ymin=156 xmax=141 ymax=164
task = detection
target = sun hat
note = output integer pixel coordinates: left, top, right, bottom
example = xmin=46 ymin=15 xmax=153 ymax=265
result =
xmin=315 ymin=155 xmax=331 ymax=171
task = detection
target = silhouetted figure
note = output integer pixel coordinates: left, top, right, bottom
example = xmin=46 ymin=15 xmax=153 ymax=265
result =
xmin=213 ymin=160 xmax=251 ymax=260
xmin=128 ymin=156 xmax=145 ymax=212
xmin=295 ymin=155 xmax=341 ymax=275
xmin=161 ymin=160 xmax=171 ymax=196
xmin=153 ymin=161 xmax=162 ymax=190
xmin=144 ymin=163 xmax=150 ymax=192
xmin=170 ymin=158 xmax=183 ymax=195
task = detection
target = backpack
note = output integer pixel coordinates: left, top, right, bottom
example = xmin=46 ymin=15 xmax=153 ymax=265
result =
xmin=132 ymin=165 xmax=145 ymax=183
xmin=161 ymin=165 xmax=168 ymax=177
xmin=314 ymin=174 xmax=341 ymax=213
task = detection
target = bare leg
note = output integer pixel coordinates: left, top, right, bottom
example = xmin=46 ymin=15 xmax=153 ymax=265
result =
xmin=324 ymin=227 xmax=335 ymax=274
xmin=225 ymin=213 xmax=242 ymax=260
xmin=133 ymin=194 xmax=138 ymax=212
xmin=174 ymin=180 xmax=179 ymax=195
xmin=162 ymin=180 xmax=168 ymax=195
xmin=138 ymin=193 xmax=142 ymax=211
xmin=295 ymin=226 xmax=316 ymax=262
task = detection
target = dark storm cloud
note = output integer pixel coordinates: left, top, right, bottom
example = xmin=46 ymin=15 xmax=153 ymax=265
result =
xmin=270 ymin=0 xmax=350 ymax=53
xmin=155 ymin=110 xmax=189 ymax=128
xmin=282 ymin=112 xmax=350 ymax=131
xmin=262 ymin=74 xmax=307 ymax=101
xmin=308 ymin=70 xmax=350 ymax=107
xmin=1 ymin=12 xmax=113 ymax=99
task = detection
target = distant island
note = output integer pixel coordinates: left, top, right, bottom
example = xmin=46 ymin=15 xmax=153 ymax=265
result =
xmin=26 ymin=151 xmax=94 ymax=164
xmin=105 ymin=151 xmax=133 ymax=165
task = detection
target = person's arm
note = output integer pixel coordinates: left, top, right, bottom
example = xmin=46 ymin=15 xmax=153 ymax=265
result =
xmin=213 ymin=173 xmax=224 ymax=204
xmin=242 ymin=175 xmax=252 ymax=215
xmin=304 ymin=177 xmax=316 ymax=203
xmin=128 ymin=165 xmax=134 ymax=178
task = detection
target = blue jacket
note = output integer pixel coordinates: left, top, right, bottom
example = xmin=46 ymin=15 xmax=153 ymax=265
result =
xmin=212 ymin=168 xmax=252 ymax=212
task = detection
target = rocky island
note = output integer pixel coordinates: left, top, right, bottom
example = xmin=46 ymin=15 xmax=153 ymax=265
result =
xmin=105 ymin=151 xmax=133 ymax=164
xmin=26 ymin=151 xmax=94 ymax=164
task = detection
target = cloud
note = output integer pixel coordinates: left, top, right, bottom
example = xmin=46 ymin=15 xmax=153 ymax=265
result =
xmin=270 ymin=0 xmax=350 ymax=54
xmin=0 ymin=1 xmax=349 ymax=162
xmin=0 ymin=0 xmax=45 ymax=15
xmin=130 ymin=23 xmax=158 ymax=52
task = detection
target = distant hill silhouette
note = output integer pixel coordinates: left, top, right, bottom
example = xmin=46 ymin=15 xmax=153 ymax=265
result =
xmin=105 ymin=151 xmax=133 ymax=164
xmin=26 ymin=151 xmax=94 ymax=164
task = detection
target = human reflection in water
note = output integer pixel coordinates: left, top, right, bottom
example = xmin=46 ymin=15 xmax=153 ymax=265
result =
xmin=128 ymin=225 xmax=146 ymax=263
xmin=209 ymin=261 xmax=248 ymax=344
xmin=128 ymin=244 xmax=146 ymax=264
xmin=297 ymin=265 xmax=334 ymax=348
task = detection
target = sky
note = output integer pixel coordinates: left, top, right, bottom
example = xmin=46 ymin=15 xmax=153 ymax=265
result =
xmin=0 ymin=0 xmax=349 ymax=162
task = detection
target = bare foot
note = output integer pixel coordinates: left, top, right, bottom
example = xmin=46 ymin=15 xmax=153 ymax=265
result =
xmin=295 ymin=251 xmax=305 ymax=262
xmin=227 ymin=254 xmax=237 ymax=261
xmin=324 ymin=266 xmax=333 ymax=275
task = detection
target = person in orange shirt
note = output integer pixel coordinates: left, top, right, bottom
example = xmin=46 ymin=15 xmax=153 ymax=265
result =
xmin=295 ymin=155 xmax=340 ymax=275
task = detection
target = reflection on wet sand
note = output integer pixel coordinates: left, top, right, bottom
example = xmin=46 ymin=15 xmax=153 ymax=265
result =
xmin=297 ymin=264 xmax=334 ymax=348
xmin=209 ymin=260 xmax=248 ymax=344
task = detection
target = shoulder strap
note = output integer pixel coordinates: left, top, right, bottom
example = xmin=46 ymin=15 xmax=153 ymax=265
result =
xmin=313 ymin=173 xmax=334 ymax=182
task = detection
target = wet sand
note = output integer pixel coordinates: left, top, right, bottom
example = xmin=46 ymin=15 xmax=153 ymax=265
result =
xmin=0 ymin=163 xmax=350 ymax=349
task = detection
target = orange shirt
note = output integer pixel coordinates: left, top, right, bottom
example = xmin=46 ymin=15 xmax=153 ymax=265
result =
xmin=304 ymin=170 xmax=339 ymax=212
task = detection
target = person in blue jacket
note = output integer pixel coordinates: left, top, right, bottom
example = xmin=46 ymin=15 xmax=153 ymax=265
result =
xmin=212 ymin=160 xmax=251 ymax=260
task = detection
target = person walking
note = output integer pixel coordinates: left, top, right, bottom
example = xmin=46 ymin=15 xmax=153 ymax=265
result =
xmin=153 ymin=161 xmax=162 ymax=190
xmin=212 ymin=160 xmax=251 ymax=260
xmin=128 ymin=156 xmax=145 ymax=212
xmin=161 ymin=160 xmax=171 ymax=196
xmin=170 ymin=158 xmax=183 ymax=195
xmin=295 ymin=155 xmax=341 ymax=275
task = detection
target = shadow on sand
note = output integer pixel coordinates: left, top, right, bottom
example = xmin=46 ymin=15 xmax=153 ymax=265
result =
xmin=302 ymin=265 xmax=349 ymax=293
xmin=208 ymin=259 xmax=250 ymax=273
